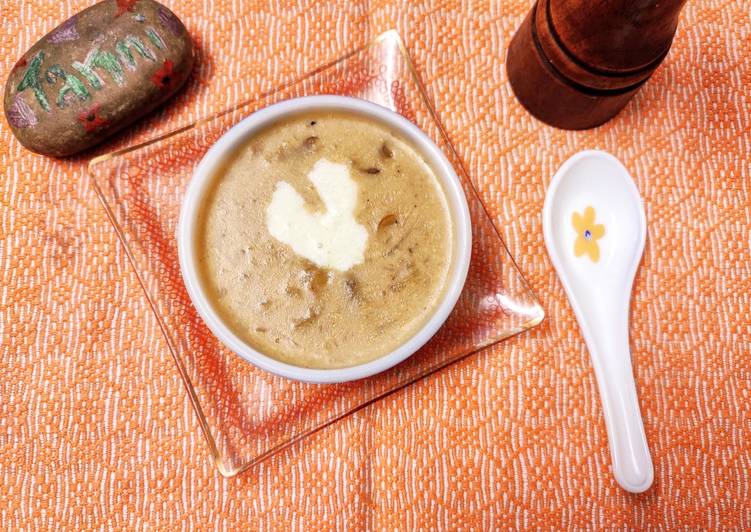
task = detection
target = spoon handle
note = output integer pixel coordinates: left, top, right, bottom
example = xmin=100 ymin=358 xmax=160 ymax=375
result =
xmin=584 ymin=307 xmax=653 ymax=493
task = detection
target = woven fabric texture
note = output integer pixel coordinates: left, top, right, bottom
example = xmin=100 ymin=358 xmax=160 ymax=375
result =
xmin=1 ymin=0 xmax=750 ymax=528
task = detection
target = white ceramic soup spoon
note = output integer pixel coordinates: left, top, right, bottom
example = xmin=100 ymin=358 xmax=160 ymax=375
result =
xmin=542 ymin=150 xmax=653 ymax=493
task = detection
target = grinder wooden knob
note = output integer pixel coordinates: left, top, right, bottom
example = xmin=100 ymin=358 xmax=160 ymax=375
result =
xmin=506 ymin=0 xmax=689 ymax=129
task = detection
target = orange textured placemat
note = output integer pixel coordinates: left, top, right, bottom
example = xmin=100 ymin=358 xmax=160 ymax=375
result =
xmin=1 ymin=0 xmax=750 ymax=528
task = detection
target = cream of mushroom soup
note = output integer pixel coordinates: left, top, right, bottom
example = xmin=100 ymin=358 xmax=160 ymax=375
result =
xmin=195 ymin=111 xmax=453 ymax=369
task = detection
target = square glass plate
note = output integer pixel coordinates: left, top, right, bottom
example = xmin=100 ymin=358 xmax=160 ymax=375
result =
xmin=89 ymin=30 xmax=544 ymax=477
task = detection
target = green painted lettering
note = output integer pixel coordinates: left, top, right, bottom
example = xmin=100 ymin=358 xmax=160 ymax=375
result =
xmin=115 ymin=35 xmax=156 ymax=70
xmin=16 ymin=51 xmax=50 ymax=112
xmin=145 ymin=27 xmax=166 ymax=50
xmin=45 ymin=65 xmax=90 ymax=108
xmin=72 ymin=47 xmax=125 ymax=88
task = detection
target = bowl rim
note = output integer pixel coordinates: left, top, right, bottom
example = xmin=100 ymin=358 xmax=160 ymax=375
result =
xmin=177 ymin=95 xmax=472 ymax=383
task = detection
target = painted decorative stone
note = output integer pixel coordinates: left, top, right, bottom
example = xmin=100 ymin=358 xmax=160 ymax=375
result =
xmin=3 ymin=0 xmax=194 ymax=157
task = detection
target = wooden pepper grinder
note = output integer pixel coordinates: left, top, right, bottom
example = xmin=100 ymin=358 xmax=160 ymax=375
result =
xmin=506 ymin=0 xmax=689 ymax=129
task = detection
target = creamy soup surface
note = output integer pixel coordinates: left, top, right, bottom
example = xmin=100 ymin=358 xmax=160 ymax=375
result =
xmin=196 ymin=111 xmax=453 ymax=369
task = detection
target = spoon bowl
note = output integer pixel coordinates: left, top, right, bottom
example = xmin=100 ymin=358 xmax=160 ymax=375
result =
xmin=543 ymin=150 xmax=653 ymax=493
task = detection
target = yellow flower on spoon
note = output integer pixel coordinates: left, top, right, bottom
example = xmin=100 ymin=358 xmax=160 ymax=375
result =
xmin=572 ymin=206 xmax=605 ymax=262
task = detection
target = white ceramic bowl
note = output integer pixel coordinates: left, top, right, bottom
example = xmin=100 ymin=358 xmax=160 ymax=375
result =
xmin=178 ymin=95 xmax=472 ymax=383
